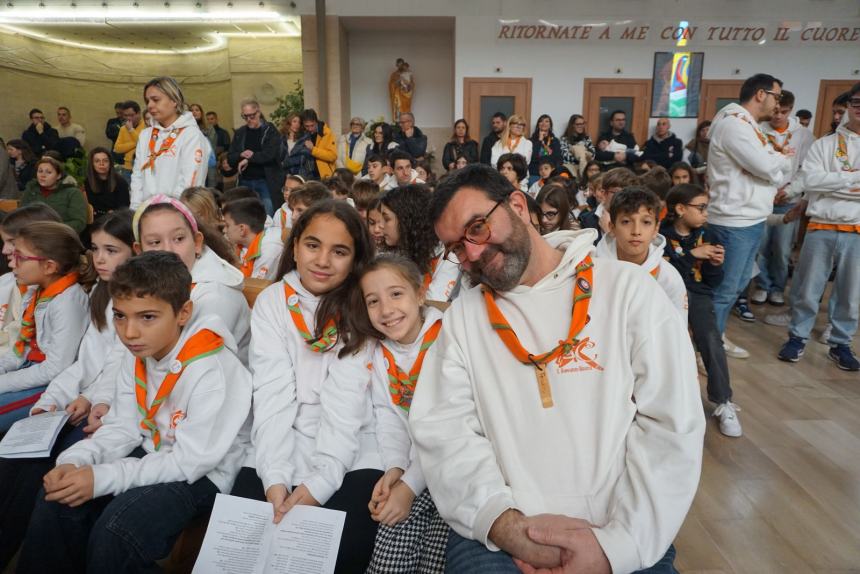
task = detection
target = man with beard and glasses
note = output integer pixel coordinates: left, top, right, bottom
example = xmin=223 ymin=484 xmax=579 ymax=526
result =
xmin=409 ymin=164 xmax=705 ymax=574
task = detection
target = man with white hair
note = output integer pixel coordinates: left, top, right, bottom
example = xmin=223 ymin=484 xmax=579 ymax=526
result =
xmin=336 ymin=116 xmax=372 ymax=175
xmin=394 ymin=112 xmax=428 ymax=160
xmin=642 ymin=118 xmax=683 ymax=170
xmin=227 ymin=98 xmax=284 ymax=215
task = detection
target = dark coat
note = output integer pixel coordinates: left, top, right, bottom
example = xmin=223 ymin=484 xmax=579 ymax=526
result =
xmin=228 ymin=120 xmax=285 ymax=203
xmin=393 ymin=126 xmax=428 ymax=159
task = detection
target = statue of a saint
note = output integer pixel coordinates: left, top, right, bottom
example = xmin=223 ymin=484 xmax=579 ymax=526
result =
xmin=389 ymin=58 xmax=414 ymax=122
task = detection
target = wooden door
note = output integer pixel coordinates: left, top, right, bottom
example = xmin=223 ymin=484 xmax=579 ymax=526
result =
xmin=814 ymin=80 xmax=858 ymax=137
xmin=463 ymin=78 xmax=533 ymax=142
xmin=583 ymin=79 xmax=651 ymax=147
xmin=699 ymin=80 xmax=743 ymax=123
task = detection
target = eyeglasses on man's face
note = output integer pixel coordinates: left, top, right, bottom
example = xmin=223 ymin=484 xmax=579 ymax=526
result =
xmin=241 ymin=111 xmax=260 ymax=120
xmin=764 ymin=90 xmax=783 ymax=103
xmin=443 ymin=200 xmax=505 ymax=264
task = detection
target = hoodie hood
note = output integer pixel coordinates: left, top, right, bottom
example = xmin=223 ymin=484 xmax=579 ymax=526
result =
xmin=192 ymin=246 xmax=245 ymax=289
xmin=158 ymin=305 xmax=240 ymax=366
xmin=596 ymin=232 xmax=667 ymax=274
xmin=158 ymin=110 xmax=198 ymax=131
xmin=762 ymin=115 xmax=804 ymax=136
xmin=505 ymin=229 xmax=597 ymax=295
xmin=713 ymin=102 xmax=754 ymax=125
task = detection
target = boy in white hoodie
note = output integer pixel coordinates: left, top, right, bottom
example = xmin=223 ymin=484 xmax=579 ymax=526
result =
xmin=222 ymin=197 xmax=283 ymax=281
xmin=16 ymin=252 xmax=252 ymax=573
xmin=411 ymin=165 xmax=704 ymax=574
xmin=706 ymin=73 xmax=793 ymax=340
xmin=596 ymin=186 xmax=688 ymax=320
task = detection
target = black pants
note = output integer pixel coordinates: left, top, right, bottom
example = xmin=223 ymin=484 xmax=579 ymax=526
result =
xmin=0 ymin=423 xmax=85 ymax=569
xmin=688 ymin=290 xmax=732 ymax=404
xmin=232 ymin=466 xmax=384 ymax=574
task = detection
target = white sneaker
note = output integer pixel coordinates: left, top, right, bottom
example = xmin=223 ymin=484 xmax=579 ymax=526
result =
xmin=819 ymin=323 xmax=833 ymax=345
xmin=768 ymin=292 xmax=785 ymax=306
xmin=722 ymin=336 xmax=750 ymax=359
xmin=750 ymin=289 xmax=768 ymax=305
xmin=713 ymin=402 xmax=743 ymax=437
xmin=764 ymin=312 xmax=791 ymax=327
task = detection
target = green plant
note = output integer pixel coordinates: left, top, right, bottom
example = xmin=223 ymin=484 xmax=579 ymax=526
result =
xmin=269 ymin=80 xmax=304 ymax=126
xmin=64 ymin=150 xmax=87 ymax=186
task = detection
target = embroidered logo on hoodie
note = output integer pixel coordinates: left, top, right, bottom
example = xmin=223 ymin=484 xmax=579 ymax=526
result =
xmin=554 ymin=337 xmax=604 ymax=374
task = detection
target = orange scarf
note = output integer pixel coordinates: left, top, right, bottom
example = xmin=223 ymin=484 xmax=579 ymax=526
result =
xmin=483 ymin=256 xmax=593 ymax=408
xmin=134 ymin=329 xmax=223 ymax=451
xmin=238 ymin=232 xmax=263 ymax=278
xmin=14 ymin=272 xmax=79 ymax=362
xmin=422 ymin=255 xmax=441 ymax=292
xmin=284 ymin=281 xmax=338 ymax=352
xmin=729 ymin=113 xmax=767 ymax=147
xmin=380 ymin=319 xmax=442 ymax=412
xmin=142 ymin=126 xmax=185 ymax=172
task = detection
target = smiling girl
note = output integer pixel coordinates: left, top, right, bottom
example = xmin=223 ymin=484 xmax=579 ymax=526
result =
xmin=359 ymin=254 xmax=448 ymax=573
xmin=235 ymin=200 xmax=383 ymax=572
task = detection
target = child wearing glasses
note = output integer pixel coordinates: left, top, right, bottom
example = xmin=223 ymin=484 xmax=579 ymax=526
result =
xmin=661 ymin=183 xmax=741 ymax=437
xmin=535 ymin=182 xmax=572 ymax=235
xmin=0 ymin=222 xmax=90 ymax=432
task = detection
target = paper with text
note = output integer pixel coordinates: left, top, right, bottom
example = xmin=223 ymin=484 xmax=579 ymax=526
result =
xmin=193 ymin=494 xmax=345 ymax=574
xmin=0 ymin=411 xmax=70 ymax=458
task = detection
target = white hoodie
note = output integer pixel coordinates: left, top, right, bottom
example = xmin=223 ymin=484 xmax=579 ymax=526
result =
xmin=369 ymin=306 xmax=444 ymax=496
xmin=760 ymin=116 xmax=815 ymax=201
xmin=32 ymin=295 xmax=125 ymax=413
xmin=56 ymin=312 xmax=252 ymax=498
xmin=410 ymin=230 xmax=704 ymax=574
xmin=249 ymin=271 xmax=381 ymax=504
xmin=595 ymin=232 xmax=688 ymax=321
xmin=130 ymin=111 xmax=209 ymax=208
xmin=0 ymin=283 xmax=89 ymax=393
xmin=191 ymin=246 xmax=251 ymax=365
xmin=426 ymin=248 xmax=461 ymax=304
xmin=706 ymin=103 xmax=793 ymax=226
xmin=800 ymin=123 xmax=860 ymax=225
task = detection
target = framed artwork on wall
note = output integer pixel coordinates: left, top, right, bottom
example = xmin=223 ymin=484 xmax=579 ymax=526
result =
xmin=651 ymin=52 xmax=705 ymax=118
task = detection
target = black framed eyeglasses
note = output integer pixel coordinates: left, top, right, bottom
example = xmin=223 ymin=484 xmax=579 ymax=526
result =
xmin=541 ymin=209 xmax=559 ymax=220
xmin=241 ymin=112 xmax=260 ymax=120
xmin=685 ymin=203 xmax=709 ymax=213
xmin=764 ymin=90 xmax=783 ymax=102
xmin=443 ymin=200 xmax=504 ymax=264
xmin=848 ymin=98 xmax=860 ymax=109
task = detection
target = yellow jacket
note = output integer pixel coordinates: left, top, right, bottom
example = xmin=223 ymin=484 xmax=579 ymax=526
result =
xmin=311 ymin=122 xmax=337 ymax=179
xmin=113 ymin=121 xmax=145 ymax=170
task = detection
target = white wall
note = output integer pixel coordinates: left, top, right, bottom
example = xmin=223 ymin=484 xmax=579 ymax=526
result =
xmin=347 ymin=30 xmax=454 ymax=128
xmin=454 ymin=14 xmax=859 ymax=143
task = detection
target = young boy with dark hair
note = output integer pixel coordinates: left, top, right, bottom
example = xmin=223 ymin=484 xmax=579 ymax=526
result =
xmin=352 ymin=180 xmax=381 ymax=219
xmin=287 ymin=181 xmax=334 ymax=224
xmin=17 ymin=251 xmax=252 ymax=573
xmin=527 ymin=157 xmax=556 ymax=198
xmin=578 ymin=167 xmax=639 ymax=243
xmin=362 ymin=153 xmax=393 ymax=190
xmin=222 ymin=197 xmax=283 ymax=280
xmin=596 ymin=186 xmax=688 ymax=317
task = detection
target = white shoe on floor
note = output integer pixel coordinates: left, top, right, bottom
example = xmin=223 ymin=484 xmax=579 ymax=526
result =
xmin=750 ymin=289 xmax=768 ymax=304
xmin=819 ymin=323 xmax=833 ymax=345
xmin=764 ymin=312 xmax=791 ymax=327
xmin=768 ymin=291 xmax=785 ymax=306
xmin=713 ymin=402 xmax=743 ymax=437
xmin=722 ymin=336 xmax=750 ymax=359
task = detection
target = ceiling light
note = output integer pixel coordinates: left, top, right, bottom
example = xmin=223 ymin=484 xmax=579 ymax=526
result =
xmin=0 ymin=8 xmax=288 ymax=23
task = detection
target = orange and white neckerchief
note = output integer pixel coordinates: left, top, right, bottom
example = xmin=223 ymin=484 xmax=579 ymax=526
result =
xmin=237 ymin=232 xmax=263 ymax=278
xmin=766 ymin=129 xmax=792 ymax=153
xmin=835 ymin=133 xmax=856 ymax=172
xmin=13 ymin=272 xmax=79 ymax=362
xmin=141 ymin=127 xmax=186 ymax=172
xmin=540 ymin=136 xmax=554 ymax=157
xmin=380 ymin=319 xmax=442 ymax=412
xmin=507 ymin=135 xmax=522 ymax=153
xmin=134 ymin=329 xmax=223 ymax=451
xmin=650 ymin=265 xmax=660 ymax=279
xmin=483 ymin=256 xmax=593 ymax=408
xmin=283 ymin=281 xmax=338 ymax=352
xmin=729 ymin=113 xmax=767 ymax=147
xmin=422 ymin=255 xmax=441 ymax=292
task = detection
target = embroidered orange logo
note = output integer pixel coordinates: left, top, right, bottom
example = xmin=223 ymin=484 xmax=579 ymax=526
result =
xmin=170 ymin=410 xmax=186 ymax=429
xmin=555 ymin=337 xmax=604 ymax=374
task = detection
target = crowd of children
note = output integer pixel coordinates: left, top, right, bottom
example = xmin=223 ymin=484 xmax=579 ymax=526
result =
xmin=0 ymin=75 xmax=856 ymax=574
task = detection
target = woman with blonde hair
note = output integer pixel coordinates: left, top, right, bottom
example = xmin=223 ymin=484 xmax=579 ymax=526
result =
xmin=490 ymin=114 xmax=533 ymax=167
xmin=130 ymin=76 xmax=209 ymax=207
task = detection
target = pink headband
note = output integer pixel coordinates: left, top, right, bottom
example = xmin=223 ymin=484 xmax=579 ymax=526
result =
xmin=132 ymin=194 xmax=199 ymax=242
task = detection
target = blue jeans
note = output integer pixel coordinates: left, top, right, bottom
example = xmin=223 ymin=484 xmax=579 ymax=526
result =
xmin=789 ymin=229 xmax=860 ymax=345
xmin=239 ymin=177 xmax=274 ymax=216
xmin=446 ymin=531 xmax=678 ymax=574
xmin=709 ymin=222 xmax=766 ymax=333
xmin=0 ymin=385 xmax=47 ymax=433
xmin=756 ymin=204 xmax=797 ymax=294
xmin=17 ymin=458 xmax=218 ymax=574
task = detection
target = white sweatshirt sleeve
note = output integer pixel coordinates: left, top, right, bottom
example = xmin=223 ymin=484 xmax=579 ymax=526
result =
xmin=59 ymin=354 xmax=252 ymax=498
xmin=32 ymin=356 xmax=84 ymax=413
xmin=249 ymin=286 xmax=300 ymax=492
xmin=0 ymin=290 xmax=89 ymax=394
xmin=253 ymin=239 xmax=283 ymax=281
xmin=170 ymin=131 xmax=209 ymax=198
xmin=426 ymin=259 xmax=461 ymax=303
xmin=410 ymin=321 xmax=519 ymax=549
xmin=721 ymin=119 xmax=791 ymax=187
xmin=590 ymin=289 xmax=705 ymax=573
xmin=129 ymin=130 xmax=148 ymax=208
xmin=84 ymin=340 xmax=128 ymax=407
xmin=303 ymin=344 xmax=372 ymax=505
xmin=801 ymin=139 xmax=860 ymax=199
